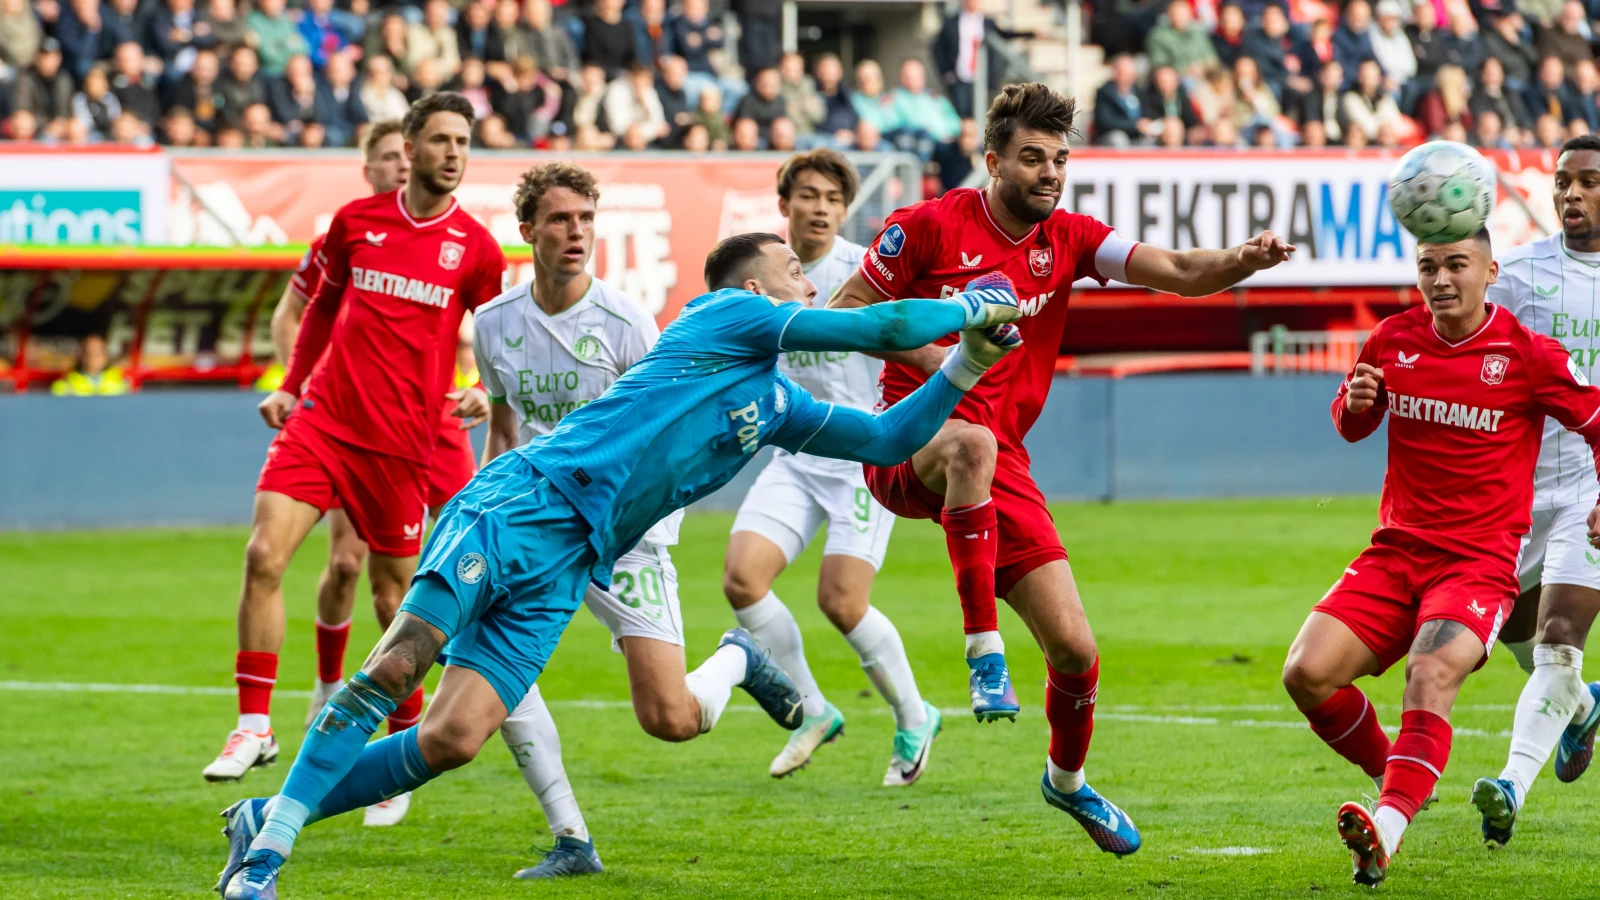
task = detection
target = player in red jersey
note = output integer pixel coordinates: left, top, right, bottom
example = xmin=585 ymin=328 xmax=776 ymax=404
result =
xmin=1281 ymin=230 xmax=1600 ymax=887
xmin=831 ymin=82 xmax=1293 ymax=854
xmin=203 ymin=92 xmax=506 ymax=784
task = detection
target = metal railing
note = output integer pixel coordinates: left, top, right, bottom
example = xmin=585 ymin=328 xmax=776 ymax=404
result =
xmin=1249 ymin=327 xmax=1371 ymax=375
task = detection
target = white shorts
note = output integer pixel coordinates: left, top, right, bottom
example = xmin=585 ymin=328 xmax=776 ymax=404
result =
xmin=730 ymin=450 xmax=895 ymax=569
xmin=583 ymin=542 xmax=683 ymax=652
xmin=1518 ymin=502 xmax=1600 ymax=593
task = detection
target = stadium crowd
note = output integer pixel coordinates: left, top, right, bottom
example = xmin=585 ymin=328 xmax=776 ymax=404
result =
xmin=0 ymin=0 xmax=975 ymax=167
xmin=1092 ymin=0 xmax=1600 ymax=148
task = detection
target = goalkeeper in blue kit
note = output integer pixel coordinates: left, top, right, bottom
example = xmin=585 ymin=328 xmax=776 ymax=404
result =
xmin=216 ymin=232 xmax=1024 ymax=898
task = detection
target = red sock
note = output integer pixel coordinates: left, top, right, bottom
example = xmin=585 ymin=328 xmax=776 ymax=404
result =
xmin=942 ymin=500 xmax=998 ymax=634
xmin=1379 ymin=709 xmax=1453 ymax=821
xmin=388 ymin=686 xmax=425 ymax=734
xmin=314 ymin=619 xmax=351 ymax=684
xmin=235 ymin=650 xmax=278 ymax=721
xmin=1302 ymin=686 xmax=1392 ymax=779
xmin=1045 ymin=657 xmax=1099 ymax=771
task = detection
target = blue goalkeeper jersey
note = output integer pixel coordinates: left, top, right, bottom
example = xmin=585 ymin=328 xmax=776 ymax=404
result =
xmin=517 ymin=288 xmax=833 ymax=580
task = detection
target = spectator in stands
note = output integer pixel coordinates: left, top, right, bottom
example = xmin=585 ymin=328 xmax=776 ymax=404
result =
xmin=691 ymin=82 xmax=729 ymax=147
xmin=207 ymin=0 xmax=247 ymax=49
xmin=173 ymin=46 xmax=221 ymax=134
xmin=409 ymin=0 xmax=461 ymax=81
xmin=938 ymin=117 xmax=979 ymax=190
xmin=408 ymin=55 xmax=444 ymax=101
xmin=1407 ymin=0 xmax=1450 ymax=87
xmin=1483 ymin=11 xmax=1536 ymax=91
xmin=656 ymin=52 xmax=691 ymax=146
xmin=813 ymin=53 xmax=857 ymax=146
xmin=1536 ymin=111 xmax=1567 ymax=146
xmin=1093 ymin=53 xmax=1143 ymax=145
xmin=1573 ymin=58 xmax=1600 ymax=132
xmin=365 ymin=13 xmax=410 ymax=87
xmin=732 ymin=0 xmax=782 ymax=76
xmin=1333 ymin=0 xmax=1380 ymax=85
xmin=1298 ymin=18 xmax=1336 ymax=86
xmin=583 ymin=0 xmax=636 ymax=79
xmin=218 ymin=44 xmax=266 ymax=128
xmin=52 ymin=336 xmax=128 ymax=396
xmin=1299 ymin=58 xmax=1349 ymax=144
xmin=1231 ymin=55 xmax=1283 ymax=140
xmin=297 ymin=0 xmax=352 ymax=71
xmin=1471 ymin=55 xmax=1532 ymax=142
xmin=239 ymin=99 xmax=280 ymax=146
xmin=1143 ymin=64 xmax=1201 ymax=144
xmin=1243 ymin=4 xmax=1301 ymax=99
xmin=888 ymin=58 xmax=961 ymax=157
xmin=680 ymin=119 xmax=710 ymax=151
xmin=634 ymin=0 xmax=669 ymax=68
xmin=933 ymin=0 xmax=1033 ymax=120
xmin=113 ymin=109 xmax=154 ymax=144
xmin=735 ymin=64 xmax=786 ymax=141
xmin=524 ymin=0 xmax=577 ymax=86
xmin=1369 ymin=1 xmax=1416 ymax=88
xmin=1212 ymin=4 xmax=1247 ymax=72
xmin=452 ymin=56 xmax=494 ymax=120
xmin=246 ymin=0 xmax=307 ymax=78
xmin=1417 ymin=63 xmax=1472 ymax=136
xmin=1146 ymin=0 xmax=1218 ymax=81
xmin=1343 ymin=57 xmax=1403 ymax=146
xmin=56 ymin=0 xmax=121 ymax=83
xmin=142 ymin=0 xmax=215 ymax=82
xmin=109 ymin=41 xmax=158 ymax=127
xmin=492 ymin=55 xmax=549 ymax=143
xmin=1 ymin=0 xmax=41 ymax=82
xmin=1189 ymin=62 xmax=1235 ymax=133
xmin=1526 ymin=54 xmax=1584 ymax=128
xmin=1446 ymin=8 xmax=1484 ymax=81
xmin=605 ymin=60 xmax=667 ymax=150
xmin=572 ymin=62 xmax=614 ymax=149
xmin=163 ymin=104 xmax=201 ymax=144
xmin=71 ymin=64 xmax=118 ymax=141
xmin=102 ymin=0 xmax=143 ymax=58
xmin=779 ymin=51 xmax=821 ymax=135
xmin=360 ymin=54 xmax=408 ymax=122
xmin=269 ymin=53 xmax=322 ymax=145
xmin=456 ymin=1 xmax=495 ymax=68
xmin=491 ymin=0 xmax=528 ymax=73
xmin=476 ymin=111 xmax=516 ymax=147
xmin=1538 ymin=0 xmax=1594 ymax=74
xmin=731 ymin=113 xmax=760 ymax=150
xmin=320 ymin=50 xmax=364 ymax=146
xmin=854 ymin=114 xmax=885 ymax=150
xmin=1521 ymin=0 xmax=1563 ymax=27
xmin=667 ymin=0 xmax=722 ymax=97
xmin=5 ymin=107 xmax=37 ymax=139
xmin=1474 ymin=108 xmax=1514 ymax=148
xmin=769 ymin=114 xmax=796 ymax=151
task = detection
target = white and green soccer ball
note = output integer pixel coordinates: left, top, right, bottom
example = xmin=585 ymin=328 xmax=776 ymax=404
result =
xmin=1388 ymin=140 xmax=1497 ymax=244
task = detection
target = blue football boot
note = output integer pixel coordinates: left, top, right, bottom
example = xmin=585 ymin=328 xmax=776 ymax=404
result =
xmin=967 ymin=652 xmax=1019 ymax=722
xmin=1555 ymin=681 xmax=1600 ymax=783
xmin=1041 ymin=774 xmax=1142 ymax=857
xmin=214 ymin=797 xmax=269 ymax=894
xmin=223 ymin=849 xmax=283 ymax=900
xmin=1471 ymin=777 xmax=1519 ymax=848
xmin=514 ymin=836 xmax=604 ymax=879
xmin=719 ymin=627 xmax=805 ymax=730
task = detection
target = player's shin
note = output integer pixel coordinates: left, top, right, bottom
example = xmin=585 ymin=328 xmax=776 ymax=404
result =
xmin=1301 ymin=686 xmax=1392 ymax=782
xmin=305 ymin=726 xmax=438 ymax=823
xmin=252 ymin=671 xmax=399 ymax=858
xmin=735 ymin=592 xmax=826 ymax=718
xmin=941 ymin=501 xmax=999 ymax=638
xmin=1500 ymin=644 xmax=1590 ymax=800
xmin=1375 ymin=709 xmax=1454 ymax=857
xmin=846 ymin=607 xmax=927 ymax=730
xmin=502 ymin=684 xmax=589 ymax=841
xmin=683 ymin=644 xmax=748 ymax=733
xmin=389 ymin=686 xmax=426 ymax=734
xmin=1044 ymin=657 xmax=1099 ymax=792
xmin=236 ymin=651 xmax=278 ymax=734
xmin=313 ymin=619 xmax=350 ymax=687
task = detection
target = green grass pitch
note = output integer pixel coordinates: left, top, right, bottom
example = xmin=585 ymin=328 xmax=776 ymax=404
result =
xmin=3 ymin=497 xmax=1596 ymax=898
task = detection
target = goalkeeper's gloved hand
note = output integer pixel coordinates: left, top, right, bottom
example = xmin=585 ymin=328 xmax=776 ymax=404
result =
xmin=940 ymin=323 xmax=1023 ymax=391
xmin=951 ymin=271 xmax=1022 ymax=328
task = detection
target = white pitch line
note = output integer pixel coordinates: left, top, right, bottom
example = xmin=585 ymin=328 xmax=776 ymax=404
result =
xmin=0 ymin=680 xmax=1515 ymax=737
xmin=1189 ymin=846 xmax=1273 ymax=856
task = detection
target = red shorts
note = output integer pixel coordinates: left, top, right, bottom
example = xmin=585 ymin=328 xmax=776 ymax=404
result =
xmin=257 ymin=417 xmax=428 ymax=557
xmin=864 ymin=446 xmax=1066 ymax=597
xmin=1314 ymin=533 xmax=1516 ymax=675
xmin=427 ymin=424 xmax=477 ymax=509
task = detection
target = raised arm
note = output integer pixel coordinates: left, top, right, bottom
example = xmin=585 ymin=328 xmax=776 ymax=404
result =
xmin=820 ymin=272 xmax=993 ymax=373
xmin=781 ymin=289 xmax=1018 ymax=354
xmin=1124 ymin=231 xmax=1296 ymax=297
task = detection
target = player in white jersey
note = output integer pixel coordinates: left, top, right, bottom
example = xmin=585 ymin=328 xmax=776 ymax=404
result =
xmin=475 ymin=164 xmax=803 ymax=879
xmin=722 ymin=149 xmax=940 ymax=784
xmin=1473 ymin=136 xmax=1600 ymax=847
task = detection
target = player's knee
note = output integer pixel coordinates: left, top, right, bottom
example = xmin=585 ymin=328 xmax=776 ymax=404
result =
xmin=417 ymin=719 xmax=483 ymax=771
xmin=1281 ymin=658 xmax=1336 ymax=706
xmin=943 ymin=424 xmax=997 ymax=480
xmin=1538 ymin=613 xmax=1584 ymax=648
xmin=634 ymin=701 xmax=699 ymax=742
xmin=722 ymin=565 xmax=769 ymax=607
xmin=242 ymin=533 xmax=292 ymax=585
xmin=1402 ymin=653 xmax=1463 ymax=699
xmin=816 ymin=587 xmax=866 ymax=633
xmin=328 ymin=550 xmax=363 ymax=590
xmin=363 ymin=651 xmax=422 ymax=701
xmin=1042 ymin=631 xmax=1097 ymax=674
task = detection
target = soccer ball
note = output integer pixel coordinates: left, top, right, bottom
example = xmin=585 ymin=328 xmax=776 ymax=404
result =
xmin=1388 ymin=141 xmax=1497 ymax=244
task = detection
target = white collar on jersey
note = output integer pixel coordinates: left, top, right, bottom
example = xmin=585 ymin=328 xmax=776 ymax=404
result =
xmin=394 ymin=189 xmax=461 ymax=229
xmin=1561 ymin=237 xmax=1600 ymax=266
xmin=976 ymin=189 xmax=1040 ymax=247
xmin=1429 ymin=303 xmax=1498 ymax=348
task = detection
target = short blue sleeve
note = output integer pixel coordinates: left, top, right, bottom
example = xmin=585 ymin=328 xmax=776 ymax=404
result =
xmin=770 ymin=372 xmax=834 ymax=451
xmin=683 ymin=289 xmax=803 ymax=357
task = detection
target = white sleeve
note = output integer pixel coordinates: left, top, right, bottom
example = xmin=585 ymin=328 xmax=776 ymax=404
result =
xmin=473 ymin=312 xmax=507 ymax=401
xmin=619 ymin=310 xmax=661 ymax=372
xmin=1093 ymin=231 xmax=1139 ymax=284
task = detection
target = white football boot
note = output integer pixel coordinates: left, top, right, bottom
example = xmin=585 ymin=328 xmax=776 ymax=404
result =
xmin=364 ymin=792 xmax=412 ymax=827
xmin=202 ymin=729 xmax=280 ymax=782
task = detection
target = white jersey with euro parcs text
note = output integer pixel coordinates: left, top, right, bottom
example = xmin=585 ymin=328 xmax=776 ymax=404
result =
xmin=1488 ymin=231 xmax=1600 ymax=510
xmin=473 ymin=275 xmax=683 ymax=546
xmin=775 ymin=236 xmax=881 ymax=477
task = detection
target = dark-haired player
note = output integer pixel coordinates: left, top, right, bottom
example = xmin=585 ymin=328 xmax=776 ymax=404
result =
xmin=1471 ymin=134 xmax=1600 ymax=846
xmin=1282 ymin=229 xmax=1600 ymax=886
xmin=830 ymin=81 xmax=1293 ymax=855
xmin=202 ymin=93 xmax=506 ymax=785
xmin=214 ymin=233 xmax=1024 ymax=899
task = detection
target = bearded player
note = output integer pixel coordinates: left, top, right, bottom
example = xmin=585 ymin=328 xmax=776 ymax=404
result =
xmin=1281 ymin=229 xmax=1600 ymax=886
xmin=830 ymin=81 xmax=1293 ymax=854
xmin=263 ymin=119 xmax=487 ymax=827
xmin=722 ymin=149 xmax=939 ymax=784
xmin=202 ymin=93 xmax=506 ymax=785
xmin=1469 ymin=135 xmax=1600 ymax=846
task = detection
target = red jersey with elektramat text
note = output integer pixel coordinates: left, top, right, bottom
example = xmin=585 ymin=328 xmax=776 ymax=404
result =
xmin=858 ymin=188 xmax=1138 ymax=452
xmin=1333 ymin=303 xmax=1600 ymax=565
xmin=282 ymin=190 xmax=505 ymax=464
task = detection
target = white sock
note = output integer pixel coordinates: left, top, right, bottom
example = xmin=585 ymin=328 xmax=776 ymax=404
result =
xmin=845 ymin=606 xmax=927 ymax=730
xmin=238 ymin=713 xmax=271 ymax=734
xmin=965 ymin=630 xmax=1004 ymax=659
xmin=1373 ymin=805 xmax=1408 ymax=858
xmin=500 ymin=684 xmax=589 ymax=842
xmin=1500 ymin=644 xmax=1590 ymax=802
xmin=1046 ymin=757 xmax=1085 ymax=793
xmin=684 ymin=643 xmax=747 ymax=733
xmin=735 ymin=592 xmax=826 ymax=718
xmin=1504 ymin=638 xmax=1538 ymax=675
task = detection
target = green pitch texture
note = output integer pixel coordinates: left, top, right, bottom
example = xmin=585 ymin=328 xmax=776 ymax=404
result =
xmin=2 ymin=498 xmax=1594 ymax=898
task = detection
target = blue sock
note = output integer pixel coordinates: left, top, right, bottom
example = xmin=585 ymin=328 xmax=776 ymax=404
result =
xmin=251 ymin=671 xmax=397 ymax=858
xmin=307 ymin=726 xmax=438 ymax=823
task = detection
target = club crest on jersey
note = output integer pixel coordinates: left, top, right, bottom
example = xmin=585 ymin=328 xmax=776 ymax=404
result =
xmin=877 ymin=224 xmax=905 ymax=258
xmin=1481 ymin=354 xmax=1510 ymax=385
xmin=573 ymin=334 xmax=601 ymax=361
xmin=439 ymin=241 xmax=465 ymax=270
xmin=773 ymin=383 xmax=789 ymax=413
xmin=1029 ymin=247 xmax=1052 ymax=277
xmin=456 ymin=552 xmax=487 ymax=585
